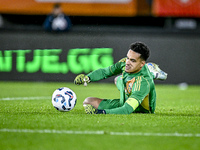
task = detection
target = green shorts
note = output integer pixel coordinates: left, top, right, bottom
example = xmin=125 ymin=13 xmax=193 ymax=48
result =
xmin=98 ymin=99 xmax=150 ymax=113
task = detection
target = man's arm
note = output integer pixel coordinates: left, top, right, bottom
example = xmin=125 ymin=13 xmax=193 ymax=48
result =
xmin=87 ymin=58 xmax=126 ymax=82
xmin=87 ymin=67 xmax=118 ymax=82
xmin=104 ymin=98 xmax=139 ymax=114
xmin=74 ymin=58 xmax=126 ymax=84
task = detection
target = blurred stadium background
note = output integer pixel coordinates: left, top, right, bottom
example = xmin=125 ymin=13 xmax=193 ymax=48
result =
xmin=0 ymin=0 xmax=200 ymax=85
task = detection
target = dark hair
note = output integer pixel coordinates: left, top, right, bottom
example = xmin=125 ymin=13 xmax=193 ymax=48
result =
xmin=129 ymin=42 xmax=150 ymax=61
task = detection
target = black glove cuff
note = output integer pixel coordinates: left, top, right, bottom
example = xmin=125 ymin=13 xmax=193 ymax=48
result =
xmin=97 ymin=109 xmax=106 ymax=114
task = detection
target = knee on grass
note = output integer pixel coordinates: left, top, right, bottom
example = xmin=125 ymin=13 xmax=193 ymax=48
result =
xmin=83 ymin=97 xmax=103 ymax=109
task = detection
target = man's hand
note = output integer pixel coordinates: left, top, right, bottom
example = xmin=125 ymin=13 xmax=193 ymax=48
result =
xmin=84 ymin=104 xmax=106 ymax=114
xmin=74 ymin=74 xmax=90 ymax=86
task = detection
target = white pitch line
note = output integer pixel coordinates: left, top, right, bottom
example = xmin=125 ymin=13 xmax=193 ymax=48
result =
xmin=0 ymin=129 xmax=200 ymax=137
xmin=110 ymin=132 xmax=200 ymax=137
xmin=0 ymin=96 xmax=51 ymax=101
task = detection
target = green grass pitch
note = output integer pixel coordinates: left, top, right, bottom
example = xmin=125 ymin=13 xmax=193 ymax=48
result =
xmin=0 ymin=81 xmax=200 ymax=150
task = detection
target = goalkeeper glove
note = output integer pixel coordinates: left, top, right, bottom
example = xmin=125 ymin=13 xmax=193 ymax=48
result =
xmin=84 ymin=104 xmax=106 ymax=114
xmin=74 ymin=74 xmax=90 ymax=85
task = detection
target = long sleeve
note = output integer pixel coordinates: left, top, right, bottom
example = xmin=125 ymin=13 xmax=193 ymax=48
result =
xmin=87 ymin=67 xmax=114 ymax=82
xmin=87 ymin=57 xmax=126 ymax=82
xmin=104 ymin=103 xmax=133 ymax=114
xmin=104 ymin=97 xmax=139 ymax=114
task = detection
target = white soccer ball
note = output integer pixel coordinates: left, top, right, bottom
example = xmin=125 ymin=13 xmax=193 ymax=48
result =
xmin=52 ymin=87 xmax=77 ymax=112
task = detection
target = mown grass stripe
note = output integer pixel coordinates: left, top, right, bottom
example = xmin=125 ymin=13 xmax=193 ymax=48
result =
xmin=0 ymin=129 xmax=199 ymax=137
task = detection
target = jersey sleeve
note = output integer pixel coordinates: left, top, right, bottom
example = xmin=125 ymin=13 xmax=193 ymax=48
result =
xmin=104 ymin=98 xmax=139 ymax=114
xmin=87 ymin=57 xmax=126 ymax=82
xmin=104 ymin=103 xmax=134 ymax=114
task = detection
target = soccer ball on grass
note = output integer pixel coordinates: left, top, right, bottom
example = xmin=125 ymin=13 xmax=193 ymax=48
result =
xmin=52 ymin=87 xmax=77 ymax=112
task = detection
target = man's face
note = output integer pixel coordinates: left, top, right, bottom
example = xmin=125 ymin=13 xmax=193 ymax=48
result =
xmin=53 ymin=8 xmax=62 ymax=16
xmin=125 ymin=50 xmax=145 ymax=73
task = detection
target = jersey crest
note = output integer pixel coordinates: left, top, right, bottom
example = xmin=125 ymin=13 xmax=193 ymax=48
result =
xmin=125 ymin=77 xmax=135 ymax=94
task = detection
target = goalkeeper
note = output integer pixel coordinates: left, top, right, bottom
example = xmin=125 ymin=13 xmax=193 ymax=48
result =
xmin=74 ymin=42 xmax=167 ymax=114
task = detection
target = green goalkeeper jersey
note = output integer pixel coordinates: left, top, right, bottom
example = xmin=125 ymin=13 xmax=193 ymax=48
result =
xmin=87 ymin=57 xmax=156 ymax=114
